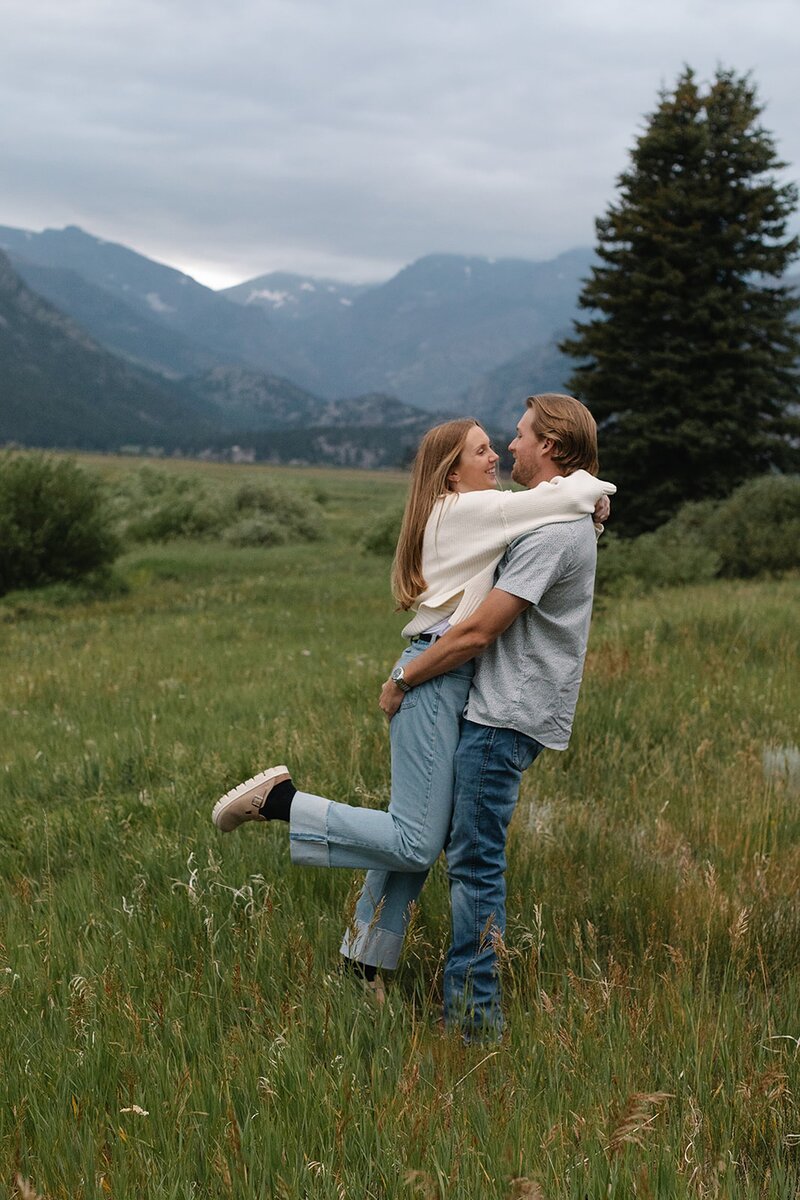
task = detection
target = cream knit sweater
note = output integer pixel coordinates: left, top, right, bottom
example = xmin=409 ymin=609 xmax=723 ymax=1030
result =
xmin=401 ymin=469 xmax=616 ymax=637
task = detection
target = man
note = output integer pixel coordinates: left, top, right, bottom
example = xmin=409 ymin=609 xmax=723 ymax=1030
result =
xmin=377 ymin=393 xmax=605 ymax=1038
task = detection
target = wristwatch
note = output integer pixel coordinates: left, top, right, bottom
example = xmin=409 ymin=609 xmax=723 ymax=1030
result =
xmin=390 ymin=665 xmax=412 ymax=693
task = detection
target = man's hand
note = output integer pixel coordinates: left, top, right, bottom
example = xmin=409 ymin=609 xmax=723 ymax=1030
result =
xmin=594 ymin=494 xmax=611 ymax=524
xmin=379 ymin=678 xmax=404 ymax=721
xmin=377 ymin=589 xmax=530 ymax=720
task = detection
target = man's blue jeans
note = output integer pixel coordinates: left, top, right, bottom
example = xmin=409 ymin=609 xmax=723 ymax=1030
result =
xmin=443 ymin=718 xmax=544 ymax=1038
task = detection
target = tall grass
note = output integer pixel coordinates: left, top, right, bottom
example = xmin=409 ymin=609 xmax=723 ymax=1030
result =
xmin=1 ymin=460 xmax=799 ymax=1198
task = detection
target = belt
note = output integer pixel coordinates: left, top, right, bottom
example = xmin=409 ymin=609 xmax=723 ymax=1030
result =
xmin=411 ymin=632 xmax=440 ymax=644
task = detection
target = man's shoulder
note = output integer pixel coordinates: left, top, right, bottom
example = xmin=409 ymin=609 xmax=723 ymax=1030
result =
xmin=494 ymin=517 xmax=594 ymax=606
xmin=505 ymin=515 xmax=592 ymax=558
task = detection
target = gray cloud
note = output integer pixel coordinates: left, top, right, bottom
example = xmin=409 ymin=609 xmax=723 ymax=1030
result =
xmin=2 ymin=0 xmax=798 ymax=285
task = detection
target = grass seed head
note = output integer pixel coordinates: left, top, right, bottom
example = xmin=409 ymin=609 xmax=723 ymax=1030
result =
xmin=608 ymin=1092 xmax=674 ymax=1153
xmin=508 ymin=1179 xmax=546 ymax=1199
xmin=15 ymin=1179 xmax=45 ymax=1200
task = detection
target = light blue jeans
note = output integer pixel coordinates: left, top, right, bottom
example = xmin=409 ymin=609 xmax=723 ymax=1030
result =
xmin=289 ymin=639 xmax=474 ymax=969
xmin=443 ymin=718 xmax=544 ymax=1039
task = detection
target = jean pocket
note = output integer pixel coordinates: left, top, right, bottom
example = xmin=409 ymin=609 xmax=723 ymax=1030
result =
xmin=511 ymin=733 xmax=544 ymax=772
xmin=397 ymin=687 xmax=420 ymax=711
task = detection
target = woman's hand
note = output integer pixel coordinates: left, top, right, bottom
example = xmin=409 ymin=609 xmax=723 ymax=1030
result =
xmin=594 ymin=495 xmax=611 ymax=524
xmin=379 ymin=678 xmax=404 ymax=721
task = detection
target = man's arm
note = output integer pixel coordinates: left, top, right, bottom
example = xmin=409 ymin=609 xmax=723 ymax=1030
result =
xmin=379 ymin=588 xmax=529 ymax=719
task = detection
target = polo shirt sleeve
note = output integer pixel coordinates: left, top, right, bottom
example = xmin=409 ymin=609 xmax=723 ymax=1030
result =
xmin=493 ymin=523 xmax=577 ymax=607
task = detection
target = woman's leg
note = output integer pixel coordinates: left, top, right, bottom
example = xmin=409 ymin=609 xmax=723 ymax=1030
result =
xmin=340 ymin=864 xmax=431 ymax=971
xmin=335 ymin=651 xmax=472 ymax=971
xmin=289 ymin=645 xmax=472 ymax=876
xmin=214 ymin=640 xmax=471 ymax=972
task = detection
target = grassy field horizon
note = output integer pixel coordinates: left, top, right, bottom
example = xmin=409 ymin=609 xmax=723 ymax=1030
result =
xmin=1 ymin=459 xmax=799 ymax=1198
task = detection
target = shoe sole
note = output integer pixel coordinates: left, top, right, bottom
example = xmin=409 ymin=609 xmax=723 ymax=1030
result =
xmin=212 ymin=764 xmax=290 ymax=831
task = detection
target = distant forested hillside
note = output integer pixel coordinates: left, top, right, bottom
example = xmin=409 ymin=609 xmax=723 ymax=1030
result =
xmin=0 ymin=250 xmax=218 ymax=449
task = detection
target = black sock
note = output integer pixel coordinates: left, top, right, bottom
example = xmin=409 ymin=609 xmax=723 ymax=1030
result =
xmin=259 ymin=778 xmax=296 ymax=822
xmin=341 ymin=956 xmax=377 ymax=983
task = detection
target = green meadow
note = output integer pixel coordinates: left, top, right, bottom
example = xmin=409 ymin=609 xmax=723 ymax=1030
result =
xmin=1 ymin=459 xmax=799 ymax=1199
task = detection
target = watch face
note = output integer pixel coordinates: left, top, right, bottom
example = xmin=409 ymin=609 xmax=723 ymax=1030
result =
xmin=391 ymin=666 xmax=409 ymax=690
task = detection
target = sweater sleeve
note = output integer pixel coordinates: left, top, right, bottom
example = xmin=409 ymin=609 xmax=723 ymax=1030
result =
xmin=401 ymin=471 xmax=616 ymax=637
xmin=497 ymin=470 xmax=616 ymax=544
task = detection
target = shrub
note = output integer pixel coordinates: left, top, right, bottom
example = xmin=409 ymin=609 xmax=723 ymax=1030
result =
xmin=707 ymin=474 xmax=800 ymax=577
xmin=105 ymin=467 xmax=227 ymax=542
xmin=105 ymin=467 xmax=325 ymax=546
xmin=596 ymin=500 xmax=722 ymax=595
xmin=232 ymin=481 xmax=323 ymax=542
xmin=361 ymin=505 xmax=403 ymax=557
xmin=223 ymin=515 xmax=288 ymax=547
xmin=0 ymin=453 xmax=119 ymax=595
xmin=597 ymin=474 xmax=800 ymax=593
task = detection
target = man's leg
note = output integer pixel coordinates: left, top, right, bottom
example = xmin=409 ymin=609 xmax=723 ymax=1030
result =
xmin=443 ymin=719 xmax=543 ymax=1038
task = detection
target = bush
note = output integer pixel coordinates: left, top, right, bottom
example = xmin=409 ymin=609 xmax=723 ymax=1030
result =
xmin=105 ymin=467 xmax=324 ymax=546
xmin=597 ymin=474 xmax=800 ymax=593
xmin=707 ymin=474 xmax=800 ymax=577
xmin=0 ymin=453 xmax=119 ymax=595
xmin=106 ymin=467 xmax=227 ymax=542
xmin=223 ymin=515 xmax=288 ymax=547
xmin=232 ymin=481 xmax=323 ymax=542
xmin=596 ymin=500 xmax=722 ymax=595
xmin=361 ymin=505 xmax=403 ymax=556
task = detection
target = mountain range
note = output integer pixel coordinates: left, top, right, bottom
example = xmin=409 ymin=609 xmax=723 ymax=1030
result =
xmin=0 ymin=224 xmax=590 ymax=428
xmin=0 ymin=247 xmax=437 ymax=465
xmin=4 ymin=222 xmax=798 ymax=466
xmin=4 ymin=223 xmax=798 ymax=465
xmin=218 ymin=249 xmax=592 ymax=411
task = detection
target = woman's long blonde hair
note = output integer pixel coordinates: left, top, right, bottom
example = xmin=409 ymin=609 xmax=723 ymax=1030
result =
xmin=392 ymin=418 xmax=483 ymax=610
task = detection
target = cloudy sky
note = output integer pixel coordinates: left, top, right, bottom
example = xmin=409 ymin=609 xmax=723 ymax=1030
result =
xmin=2 ymin=0 xmax=798 ymax=288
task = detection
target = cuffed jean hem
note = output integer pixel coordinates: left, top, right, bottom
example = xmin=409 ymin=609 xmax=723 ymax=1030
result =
xmin=289 ymin=791 xmax=331 ymax=866
xmin=340 ymin=919 xmax=404 ymax=971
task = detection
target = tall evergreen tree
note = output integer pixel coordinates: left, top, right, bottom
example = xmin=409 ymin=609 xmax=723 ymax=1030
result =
xmin=562 ymin=67 xmax=800 ymax=534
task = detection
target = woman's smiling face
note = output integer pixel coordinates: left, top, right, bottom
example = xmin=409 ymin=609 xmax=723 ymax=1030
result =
xmin=447 ymin=424 xmax=500 ymax=492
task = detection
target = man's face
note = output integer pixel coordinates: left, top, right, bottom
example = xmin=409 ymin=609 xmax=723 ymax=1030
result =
xmin=508 ymin=409 xmax=550 ymax=487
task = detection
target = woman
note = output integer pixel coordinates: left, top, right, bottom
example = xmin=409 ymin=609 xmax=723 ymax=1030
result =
xmin=212 ymin=416 xmax=614 ymax=986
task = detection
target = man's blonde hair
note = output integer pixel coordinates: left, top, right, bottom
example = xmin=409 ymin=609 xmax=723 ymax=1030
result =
xmin=526 ymin=394 xmax=599 ymax=475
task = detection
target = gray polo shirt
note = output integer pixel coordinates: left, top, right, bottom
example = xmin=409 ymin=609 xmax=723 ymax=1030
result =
xmin=465 ymin=516 xmax=597 ymax=750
